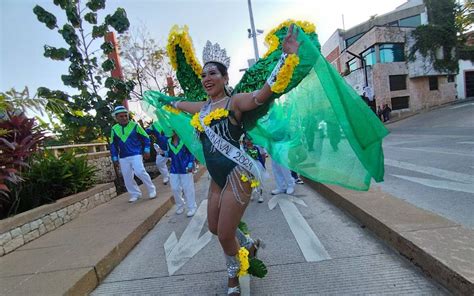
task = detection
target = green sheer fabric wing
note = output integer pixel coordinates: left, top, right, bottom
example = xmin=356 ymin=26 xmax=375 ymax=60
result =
xmin=245 ymin=53 xmax=388 ymax=191
xmin=142 ymin=91 xmax=205 ymax=164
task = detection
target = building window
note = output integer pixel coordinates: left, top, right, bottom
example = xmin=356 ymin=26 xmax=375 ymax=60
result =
xmin=391 ymin=96 xmax=409 ymax=110
xmin=387 ymin=20 xmax=399 ymax=26
xmin=389 ymin=75 xmax=407 ymax=91
xmin=345 ymin=33 xmax=364 ymax=47
xmin=380 ymin=44 xmax=405 ymax=63
xmin=448 ymin=75 xmax=455 ymax=83
xmin=362 ymin=47 xmax=376 ymax=66
xmin=399 ymin=14 xmax=421 ymax=27
xmin=348 ymin=58 xmax=358 ymax=72
xmin=429 ymin=76 xmax=438 ymax=90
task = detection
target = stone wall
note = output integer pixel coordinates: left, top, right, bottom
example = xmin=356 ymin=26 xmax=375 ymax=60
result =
xmin=0 ymin=183 xmax=116 ymax=257
xmin=84 ymin=151 xmax=116 ymax=183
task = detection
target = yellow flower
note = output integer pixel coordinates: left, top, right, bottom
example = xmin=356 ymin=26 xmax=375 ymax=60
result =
xmin=167 ymin=25 xmax=202 ymax=77
xmin=163 ymin=105 xmax=181 ymax=114
xmin=262 ymin=19 xmax=316 ymax=58
xmin=271 ymin=54 xmax=300 ymax=93
xmin=190 ymin=108 xmax=230 ymax=132
xmin=240 ymin=174 xmax=249 ymax=182
xmin=190 ymin=113 xmax=204 ymax=132
xmin=250 ymin=179 xmax=260 ymax=188
xmin=238 ymin=247 xmax=250 ymax=277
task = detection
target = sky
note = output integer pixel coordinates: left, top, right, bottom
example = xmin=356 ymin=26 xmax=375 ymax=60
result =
xmin=0 ymin=0 xmax=408 ymax=97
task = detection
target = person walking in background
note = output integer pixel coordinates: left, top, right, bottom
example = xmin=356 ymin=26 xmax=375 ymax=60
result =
xmin=271 ymin=159 xmax=295 ymax=195
xmin=377 ymin=105 xmax=383 ymax=121
xmin=147 ymin=122 xmax=170 ymax=185
xmin=110 ymin=106 xmax=156 ymax=203
xmin=382 ymin=104 xmax=392 ymax=122
xmin=166 ymin=131 xmax=197 ymax=217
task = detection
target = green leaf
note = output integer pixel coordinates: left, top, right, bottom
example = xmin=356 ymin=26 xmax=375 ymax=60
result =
xmin=86 ymin=0 xmax=106 ymax=12
xmin=105 ymin=8 xmax=130 ymax=33
xmin=92 ymin=24 xmax=108 ymax=38
xmin=53 ymin=0 xmax=68 ymax=9
xmin=84 ymin=12 xmax=97 ymax=24
xmin=101 ymin=41 xmax=114 ymax=54
xmin=65 ymin=5 xmax=80 ymax=28
xmin=101 ymin=59 xmax=115 ymax=71
xmin=44 ymin=45 xmax=69 ymax=61
xmin=33 ymin=5 xmax=57 ymax=30
xmin=248 ymin=258 xmax=268 ymax=278
xmin=59 ymin=24 xmax=79 ymax=46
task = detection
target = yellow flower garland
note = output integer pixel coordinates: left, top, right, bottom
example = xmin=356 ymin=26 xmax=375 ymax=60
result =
xmin=190 ymin=108 xmax=229 ymax=133
xmin=163 ymin=104 xmax=181 ymax=114
xmin=167 ymin=25 xmax=202 ymax=77
xmin=271 ymin=54 xmax=300 ymax=93
xmin=237 ymin=247 xmax=250 ymax=277
xmin=263 ymin=19 xmax=316 ymax=58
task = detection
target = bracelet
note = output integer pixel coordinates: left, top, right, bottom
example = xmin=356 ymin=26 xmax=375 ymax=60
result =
xmin=172 ymin=101 xmax=180 ymax=109
xmin=266 ymin=52 xmax=288 ymax=87
xmin=252 ymin=91 xmax=264 ymax=106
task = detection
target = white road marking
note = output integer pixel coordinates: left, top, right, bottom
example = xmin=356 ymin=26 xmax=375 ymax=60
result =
xmin=398 ymin=147 xmax=473 ymax=157
xmin=268 ymin=195 xmax=331 ymax=262
xmin=449 ymin=103 xmax=474 ymax=109
xmin=385 ymin=159 xmax=473 ymax=184
xmin=164 ymin=200 xmax=213 ymax=276
xmin=392 ymin=174 xmax=474 ymax=194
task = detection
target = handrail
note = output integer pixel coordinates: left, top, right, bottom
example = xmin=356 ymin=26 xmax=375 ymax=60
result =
xmin=44 ymin=143 xmax=109 ymax=157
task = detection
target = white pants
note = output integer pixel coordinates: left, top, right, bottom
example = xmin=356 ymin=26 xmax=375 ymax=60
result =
xmin=271 ymin=159 xmax=295 ymax=191
xmin=170 ymin=173 xmax=196 ymax=210
xmin=119 ymin=155 xmax=156 ymax=198
xmin=155 ymin=154 xmax=170 ymax=179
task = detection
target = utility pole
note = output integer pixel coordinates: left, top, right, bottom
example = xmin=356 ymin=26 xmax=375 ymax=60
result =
xmin=247 ymin=0 xmax=259 ymax=61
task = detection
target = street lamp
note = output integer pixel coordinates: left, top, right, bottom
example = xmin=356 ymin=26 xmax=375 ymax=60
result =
xmin=247 ymin=0 xmax=263 ymax=61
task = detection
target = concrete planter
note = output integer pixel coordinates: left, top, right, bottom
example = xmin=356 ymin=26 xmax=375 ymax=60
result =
xmin=0 ymin=183 xmax=117 ymax=257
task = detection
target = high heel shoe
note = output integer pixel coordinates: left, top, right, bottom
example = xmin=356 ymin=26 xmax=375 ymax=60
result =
xmin=249 ymin=238 xmax=265 ymax=258
xmin=227 ymin=285 xmax=240 ymax=295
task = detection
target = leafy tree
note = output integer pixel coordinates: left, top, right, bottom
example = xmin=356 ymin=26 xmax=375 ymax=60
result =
xmin=33 ymin=0 xmax=134 ymax=143
xmin=118 ymin=27 xmax=180 ymax=101
xmin=409 ymin=0 xmax=474 ymax=72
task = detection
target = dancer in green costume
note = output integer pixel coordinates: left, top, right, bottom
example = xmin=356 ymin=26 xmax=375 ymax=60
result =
xmin=142 ymin=21 xmax=388 ymax=295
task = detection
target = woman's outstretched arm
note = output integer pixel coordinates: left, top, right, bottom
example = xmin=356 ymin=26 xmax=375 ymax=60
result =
xmin=172 ymin=100 xmax=206 ymax=114
xmin=232 ymin=24 xmax=300 ymax=113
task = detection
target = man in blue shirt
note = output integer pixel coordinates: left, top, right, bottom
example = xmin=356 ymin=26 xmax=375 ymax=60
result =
xmin=110 ymin=106 xmax=156 ymax=202
xmin=146 ymin=122 xmax=170 ymax=185
xmin=166 ymin=131 xmax=196 ymax=217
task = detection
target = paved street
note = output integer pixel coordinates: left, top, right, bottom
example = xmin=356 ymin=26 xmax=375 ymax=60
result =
xmin=93 ymin=170 xmax=446 ymax=295
xmin=380 ymin=101 xmax=474 ymax=229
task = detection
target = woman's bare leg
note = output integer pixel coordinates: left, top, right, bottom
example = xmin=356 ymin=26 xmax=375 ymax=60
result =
xmin=207 ymin=180 xmax=221 ymax=235
xmin=218 ymin=174 xmax=252 ymax=295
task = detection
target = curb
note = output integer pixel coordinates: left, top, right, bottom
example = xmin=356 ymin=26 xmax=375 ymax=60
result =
xmin=306 ymin=180 xmax=474 ymax=295
xmin=66 ymin=168 xmax=207 ymax=295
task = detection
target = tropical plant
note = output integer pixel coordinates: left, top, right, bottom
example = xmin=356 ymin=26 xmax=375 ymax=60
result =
xmin=11 ymin=151 xmax=98 ymax=216
xmin=0 ymin=112 xmax=47 ymax=218
xmin=33 ymin=0 xmax=134 ymax=142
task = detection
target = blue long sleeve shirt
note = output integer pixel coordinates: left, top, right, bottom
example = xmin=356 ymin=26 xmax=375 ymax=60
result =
xmin=167 ymin=139 xmax=195 ymax=174
xmin=146 ymin=123 xmax=168 ymax=151
xmin=110 ymin=121 xmax=151 ymax=162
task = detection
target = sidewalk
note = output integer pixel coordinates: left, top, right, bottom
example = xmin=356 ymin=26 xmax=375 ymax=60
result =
xmin=1 ymin=168 xmax=472 ymax=295
xmin=307 ymin=181 xmax=474 ymax=295
xmin=0 ymin=169 xmax=206 ymax=296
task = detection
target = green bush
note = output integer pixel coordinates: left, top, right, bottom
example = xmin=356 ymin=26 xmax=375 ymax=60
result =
xmin=14 ymin=151 xmax=98 ymax=214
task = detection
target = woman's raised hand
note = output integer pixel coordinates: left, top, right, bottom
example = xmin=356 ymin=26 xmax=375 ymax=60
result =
xmin=282 ymin=24 xmax=300 ymax=55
